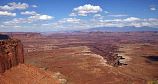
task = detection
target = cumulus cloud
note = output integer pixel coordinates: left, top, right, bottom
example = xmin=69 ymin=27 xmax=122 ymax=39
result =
xmin=29 ymin=15 xmax=53 ymax=20
xmin=69 ymin=13 xmax=77 ymax=16
xmin=72 ymin=4 xmax=102 ymax=16
xmin=32 ymin=5 xmax=37 ymax=8
xmin=21 ymin=11 xmax=37 ymax=15
xmin=150 ymin=5 xmax=157 ymax=11
xmin=94 ymin=14 xmax=101 ymax=17
xmin=3 ymin=14 xmax=54 ymax=26
xmin=3 ymin=18 xmax=32 ymax=25
xmin=150 ymin=7 xmax=156 ymax=11
xmin=108 ymin=14 xmax=128 ymax=17
xmin=0 ymin=25 xmax=5 ymax=27
xmin=38 ymin=17 xmax=158 ymax=31
xmin=93 ymin=14 xmax=104 ymax=20
xmin=59 ymin=18 xmax=80 ymax=23
xmin=53 ymin=17 xmax=158 ymax=29
xmin=40 ymin=18 xmax=83 ymax=31
xmin=94 ymin=17 xmax=158 ymax=28
xmin=21 ymin=11 xmax=53 ymax=20
xmin=104 ymin=11 xmax=109 ymax=14
xmin=0 ymin=2 xmax=29 ymax=11
xmin=0 ymin=11 xmax=16 ymax=16
xmin=123 ymin=17 xmax=140 ymax=21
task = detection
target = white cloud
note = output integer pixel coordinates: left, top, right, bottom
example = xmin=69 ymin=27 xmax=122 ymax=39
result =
xmin=4 ymin=18 xmax=32 ymax=25
xmin=3 ymin=14 xmax=54 ymax=26
xmin=0 ymin=11 xmax=16 ymax=16
xmin=59 ymin=18 xmax=80 ymax=23
xmin=108 ymin=14 xmax=128 ymax=17
xmin=94 ymin=14 xmax=101 ymax=17
xmin=103 ymin=19 xmax=122 ymax=22
xmin=94 ymin=17 xmax=158 ymax=28
xmin=21 ymin=11 xmax=53 ymax=20
xmin=123 ymin=17 xmax=140 ymax=21
xmin=0 ymin=25 xmax=5 ymax=27
xmin=42 ymin=23 xmax=51 ymax=26
xmin=40 ymin=18 xmax=83 ymax=31
xmin=69 ymin=13 xmax=77 ymax=16
xmin=32 ymin=5 xmax=37 ymax=8
xmin=29 ymin=15 xmax=53 ymax=20
xmin=2 ymin=13 xmax=158 ymax=31
xmin=150 ymin=7 xmax=156 ymax=11
xmin=150 ymin=5 xmax=157 ymax=11
xmin=21 ymin=11 xmax=37 ymax=15
xmin=0 ymin=2 xmax=29 ymax=11
xmin=39 ymin=15 xmax=53 ymax=20
xmin=37 ymin=17 xmax=158 ymax=31
xmin=73 ymin=4 xmax=102 ymax=16
xmin=93 ymin=14 xmax=104 ymax=20
xmin=104 ymin=11 xmax=109 ymax=14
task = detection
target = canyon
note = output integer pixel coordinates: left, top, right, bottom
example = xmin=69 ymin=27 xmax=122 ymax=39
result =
xmin=0 ymin=32 xmax=158 ymax=84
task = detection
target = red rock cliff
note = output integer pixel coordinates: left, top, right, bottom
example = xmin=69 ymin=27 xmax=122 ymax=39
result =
xmin=0 ymin=38 xmax=24 ymax=73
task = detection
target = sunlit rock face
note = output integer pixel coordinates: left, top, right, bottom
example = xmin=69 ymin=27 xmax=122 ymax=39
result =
xmin=0 ymin=34 xmax=24 ymax=73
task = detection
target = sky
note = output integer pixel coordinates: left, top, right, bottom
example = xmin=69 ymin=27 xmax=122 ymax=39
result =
xmin=0 ymin=0 xmax=158 ymax=32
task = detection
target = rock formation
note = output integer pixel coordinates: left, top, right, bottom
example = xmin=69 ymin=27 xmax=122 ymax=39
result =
xmin=0 ymin=34 xmax=24 ymax=73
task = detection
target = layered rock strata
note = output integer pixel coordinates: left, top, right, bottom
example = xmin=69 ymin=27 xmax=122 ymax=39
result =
xmin=0 ymin=35 xmax=24 ymax=73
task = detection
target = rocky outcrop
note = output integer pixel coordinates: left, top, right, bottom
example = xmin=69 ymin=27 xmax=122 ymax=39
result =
xmin=0 ymin=34 xmax=24 ymax=73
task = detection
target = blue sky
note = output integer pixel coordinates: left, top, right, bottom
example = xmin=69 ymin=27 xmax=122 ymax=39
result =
xmin=0 ymin=0 xmax=158 ymax=32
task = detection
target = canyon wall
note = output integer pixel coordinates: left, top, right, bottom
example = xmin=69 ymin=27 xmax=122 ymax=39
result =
xmin=0 ymin=35 xmax=24 ymax=73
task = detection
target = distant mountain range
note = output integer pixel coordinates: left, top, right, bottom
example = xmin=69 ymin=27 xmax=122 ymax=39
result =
xmin=81 ymin=26 xmax=158 ymax=32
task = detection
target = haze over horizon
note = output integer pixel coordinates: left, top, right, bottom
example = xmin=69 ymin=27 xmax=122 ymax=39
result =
xmin=0 ymin=0 xmax=158 ymax=32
